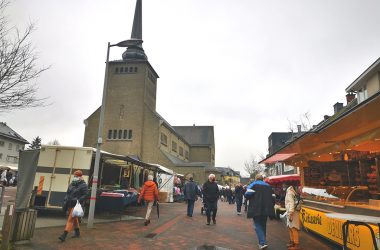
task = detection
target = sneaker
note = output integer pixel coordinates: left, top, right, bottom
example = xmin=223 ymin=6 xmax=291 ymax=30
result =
xmin=259 ymin=244 xmax=268 ymax=249
xmin=237 ymin=212 xmax=241 ymax=215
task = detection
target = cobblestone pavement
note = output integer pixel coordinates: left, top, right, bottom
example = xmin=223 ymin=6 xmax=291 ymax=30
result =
xmin=15 ymin=200 xmax=339 ymax=250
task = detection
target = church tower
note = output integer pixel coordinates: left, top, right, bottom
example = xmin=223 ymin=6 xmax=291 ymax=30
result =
xmin=83 ymin=0 xmax=159 ymax=157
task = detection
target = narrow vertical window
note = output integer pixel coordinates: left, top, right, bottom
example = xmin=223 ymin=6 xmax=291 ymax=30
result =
xmin=108 ymin=130 xmax=112 ymax=139
xmin=120 ymin=67 xmax=124 ymax=73
xmin=123 ymin=130 xmax=128 ymax=139
xmin=118 ymin=130 xmax=122 ymax=139
xmin=128 ymin=130 xmax=133 ymax=139
xmin=115 ymin=67 xmax=119 ymax=73
xmin=134 ymin=67 xmax=138 ymax=72
xmin=113 ymin=130 xmax=117 ymax=139
xmin=129 ymin=67 xmax=133 ymax=72
xmin=125 ymin=67 xmax=128 ymax=73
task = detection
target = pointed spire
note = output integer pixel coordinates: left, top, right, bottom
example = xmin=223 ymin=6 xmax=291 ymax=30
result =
xmin=131 ymin=0 xmax=142 ymax=39
xmin=122 ymin=0 xmax=147 ymax=60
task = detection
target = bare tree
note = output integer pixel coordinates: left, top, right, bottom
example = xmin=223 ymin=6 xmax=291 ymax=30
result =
xmin=244 ymin=154 xmax=266 ymax=178
xmin=47 ymin=139 xmax=60 ymax=145
xmin=287 ymin=112 xmax=312 ymax=133
xmin=0 ymin=0 xmax=48 ymax=111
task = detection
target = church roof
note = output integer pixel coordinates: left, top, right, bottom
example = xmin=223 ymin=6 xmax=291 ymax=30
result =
xmin=0 ymin=122 xmax=29 ymax=144
xmin=172 ymin=126 xmax=215 ymax=146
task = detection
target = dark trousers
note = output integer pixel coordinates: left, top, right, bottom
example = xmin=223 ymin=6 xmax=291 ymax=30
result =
xmin=187 ymin=199 xmax=195 ymax=216
xmin=227 ymin=196 xmax=232 ymax=204
xmin=205 ymin=201 xmax=217 ymax=222
xmin=236 ymin=197 xmax=242 ymax=212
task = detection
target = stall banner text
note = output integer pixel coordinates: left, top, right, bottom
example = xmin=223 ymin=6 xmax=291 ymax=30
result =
xmin=300 ymin=207 xmax=379 ymax=250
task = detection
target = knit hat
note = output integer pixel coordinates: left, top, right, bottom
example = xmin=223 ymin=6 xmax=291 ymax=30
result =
xmin=74 ymin=170 xmax=83 ymax=177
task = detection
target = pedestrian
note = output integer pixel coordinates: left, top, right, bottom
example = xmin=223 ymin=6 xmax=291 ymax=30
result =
xmin=243 ymin=185 xmax=248 ymax=212
xmin=138 ymin=174 xmax=159 ymax=226
xmin=202 ymin=174 xmax=219 ymax=225
xmin=59 ymin=170 xmax=88 ymax=242
xmin=246 ymin=174 xmax=275 ymax=250
xmin=284 ymin=182 xmax=301 ymax=250
xmin=1 ymin=170 xmax=8 ymax=186
xmin=184 ymin=177 xmax=199 ymax=217
xmin=226 ymin=186 xmax=233 ymax=204
xmin=234 ymin=183 xmax=244 ymax=215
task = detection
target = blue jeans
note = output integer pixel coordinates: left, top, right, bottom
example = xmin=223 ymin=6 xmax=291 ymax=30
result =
xmin=253 ymin=215 xmax=268 ymax=245
xmin=187 ymin=199 xmax=195 ymax=216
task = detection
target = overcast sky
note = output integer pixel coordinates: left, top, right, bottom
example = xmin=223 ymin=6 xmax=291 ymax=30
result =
xmin=4 ymin=0 xmax=380 ymax=175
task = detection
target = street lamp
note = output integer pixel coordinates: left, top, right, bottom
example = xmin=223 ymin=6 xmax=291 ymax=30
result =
xmin=87 ymin=41 xmax=129 ymax=228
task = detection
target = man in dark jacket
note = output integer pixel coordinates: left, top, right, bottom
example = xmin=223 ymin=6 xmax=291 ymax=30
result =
xmin=59 ymin=170 xmax=88 ymax=242
xmin=184 ymin=177 xmax=199 ymax=217
xmin=246 ymin=174 xmax=275 ymax=250
xmin=234 ymin=183 xmax=244 ymax=215
xmin=202 ymin=174 xmax=219 ymax=225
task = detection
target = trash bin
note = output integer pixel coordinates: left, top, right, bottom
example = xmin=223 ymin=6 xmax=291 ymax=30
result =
xmin=12 ymin=209 xmax=38 ymax=242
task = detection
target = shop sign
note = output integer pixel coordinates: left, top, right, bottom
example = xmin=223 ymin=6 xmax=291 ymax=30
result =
xmin=300 ymin=207 xmax=379 ymax=250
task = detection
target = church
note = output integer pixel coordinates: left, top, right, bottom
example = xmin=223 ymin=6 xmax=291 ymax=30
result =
xmin=83 ymin=0 xmax=219 ymax=184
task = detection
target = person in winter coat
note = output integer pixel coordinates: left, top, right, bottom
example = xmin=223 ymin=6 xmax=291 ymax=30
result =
xmin=284 ymin=182 xmax=301 ymax=250
xmin=59 ymin=170 xmax=88 ymax=242
xmin=246 ymin=174 xmax=275 ymax=250
xmin=226 ymin=186 xmax=233 ymax=204
xmin=234 ymin=183 xmax=244 ymax=215
xmin=184 ymin=177 xmax=199 ymax=217
xmin=138 ymin=175 xmax=159 ymax=226
xmin=202 ymin=174 xmax=219 ymax=225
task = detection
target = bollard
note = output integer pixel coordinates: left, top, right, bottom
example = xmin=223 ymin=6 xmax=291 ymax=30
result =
xmin=0 ymin=185 xmax=5 ymax=214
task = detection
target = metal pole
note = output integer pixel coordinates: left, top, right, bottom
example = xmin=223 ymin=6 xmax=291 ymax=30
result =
xmin=87 ymin=42 xmax=111 ymax=228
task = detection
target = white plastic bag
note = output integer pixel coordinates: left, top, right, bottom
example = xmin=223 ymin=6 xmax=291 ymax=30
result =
xmin=72 ymin=200 xmax=84 ymax=218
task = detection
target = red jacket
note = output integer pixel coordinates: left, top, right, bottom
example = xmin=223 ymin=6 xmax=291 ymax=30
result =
xmin=138 ymin=180 xmax=159 ymax=202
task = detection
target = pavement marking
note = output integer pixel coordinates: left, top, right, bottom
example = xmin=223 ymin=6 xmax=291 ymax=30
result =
xmin=150 ymin=215 xmax=182 ymax=236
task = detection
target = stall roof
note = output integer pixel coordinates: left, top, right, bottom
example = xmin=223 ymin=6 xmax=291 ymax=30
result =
xmin=264 ymin=174 xmax=300 ymax=185
xmin=261 ymin=153 xmax=296 ymax=164
xmin=261 ymin=91 xmax=380 ymax=165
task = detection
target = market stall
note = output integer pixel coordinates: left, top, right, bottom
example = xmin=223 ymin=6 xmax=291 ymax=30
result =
xmin=261 ymin=93 xmax=380 ymax=250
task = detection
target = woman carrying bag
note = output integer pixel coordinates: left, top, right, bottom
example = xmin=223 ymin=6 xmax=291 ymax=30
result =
xmin=284 ymin=182 xmax=301 ymax=250
xmin=59 ymin=170 xmax=88 ymax=242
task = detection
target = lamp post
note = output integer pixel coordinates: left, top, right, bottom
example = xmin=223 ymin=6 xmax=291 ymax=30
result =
xmin=87 ymin=40 xmax=130 ymax=228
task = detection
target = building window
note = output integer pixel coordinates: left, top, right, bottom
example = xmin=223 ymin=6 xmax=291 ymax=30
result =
xmin=115 ymin=67 xmax=119 ymax=73
xmin=185 ymin=150 xmax=189 ymax=160
xmin=6 ymin=155 xmax=18 ymax=164
xmin=113 ymin=130 xmax=117 ymax=139
xmin=134 ymin=67 xmax=138 ymax=72
xmin=16 ymin=145 xmax=20 ymax=151
xmin=120 ymin=67 xmax=124 ymax=73
xmin=118 ymin=130 xmax=122 ymax=139
xmin=172 ymin=141 xmax=177 ymax=153
xmin=128 ymin=130 xmax=133 ymax=139
xmin=108 ymin=130 xmax=113 ymax=139
xmin=123 ymin=130 xmax=128 ymax=139
xmin=179 ymin=146 xmax=184 ymax=156
xmin=129 ymin=67 xmax=133 ymax=72
xmin=125 ymin=67 xmax=129 ymax=73
xmin=8 ymin=143 xmax=12 ymax=150
xmin=0 ymin=141 xmax=4 ymax=147
xmin=160 ymin=133 xmax=167 ymax=146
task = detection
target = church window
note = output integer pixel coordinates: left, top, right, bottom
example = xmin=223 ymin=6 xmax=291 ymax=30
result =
xmin=128 ymin=130 xmax=133 ymax=139
xmin=108 ymin=130 xmax=112 ymax=139
xmin=172 ymin=141 xmax=177 ymax=153
xmin=120 ymin=67 xmax=124 ymax=73
xmin=115 ymin=67 xmax=119 ymax=73
xmin=134 ymin=67 xmax=138 ymax=72
xmin=113 ymin=130 xmax=117 ymax=139
xmin=160 ymin=133 xmax=167 ymax=146
xmin=118 ymin=130 xmax=122 ymax=139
